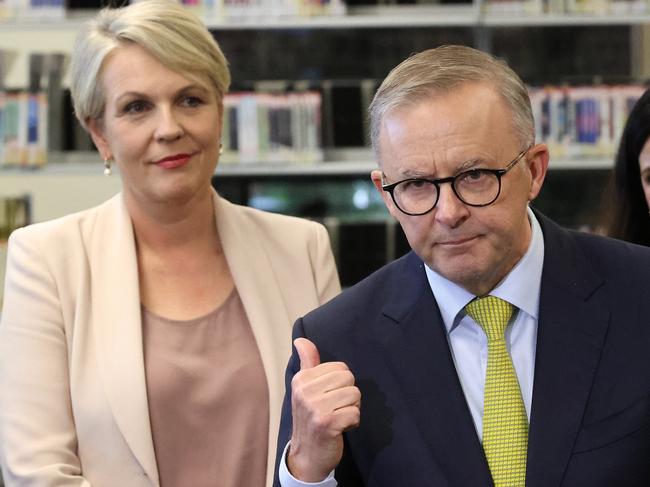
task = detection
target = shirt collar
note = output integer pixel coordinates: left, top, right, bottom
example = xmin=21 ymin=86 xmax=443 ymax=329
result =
xmin=424 ymin=207 xmax=545 ymax=334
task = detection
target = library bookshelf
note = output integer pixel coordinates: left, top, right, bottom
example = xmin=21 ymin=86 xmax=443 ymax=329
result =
xmin=0 ymin=149 xmax=614 ymax=224
xmin=2 ymin=5 xmax=650 ymax=86
xmin=0 ymin=1 xmax=646 ymax=290
xmin=0 ymin=147 xmax=614 ymax=301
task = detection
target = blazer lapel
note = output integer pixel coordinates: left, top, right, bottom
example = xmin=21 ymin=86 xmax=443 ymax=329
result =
xmin=90 ymin=194 xmax=159 ymax=484
xmin=526 ymin=215 xmax=609 ymax=487
xmin=213 ymin=193 xmax=292 ymax=486
xmin=374 ymin=253 xmax=493 ymax=486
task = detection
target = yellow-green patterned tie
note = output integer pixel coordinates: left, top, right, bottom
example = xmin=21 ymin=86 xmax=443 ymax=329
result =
xmin=465 ymin=296 xmax=528 ymax=487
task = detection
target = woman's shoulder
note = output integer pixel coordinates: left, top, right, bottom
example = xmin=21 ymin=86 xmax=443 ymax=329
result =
xmin=216 ymin=195 xmax=323 ymax=233
xmin=9 ymin=194 xmax=123 ymax=248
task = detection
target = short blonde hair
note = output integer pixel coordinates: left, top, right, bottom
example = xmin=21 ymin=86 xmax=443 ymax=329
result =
xmin=369 ymin=45 xmax=534 ymax=163
xmin=70 ymin=0 xmax=231 ymax=130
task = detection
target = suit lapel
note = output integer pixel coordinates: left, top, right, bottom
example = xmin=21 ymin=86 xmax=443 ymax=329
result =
xmin=213 ymin=193 xmax=292 ymax=486
xmin=374 ymin=253 xmax=493 ymax=486
xmin=526 ymin=214 xmax=609 ymax=487
xmin=90 ymin=194 xmax=159 ymax=484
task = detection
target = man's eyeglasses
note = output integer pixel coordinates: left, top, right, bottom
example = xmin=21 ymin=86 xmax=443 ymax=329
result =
xmin=381 ymin=146 xmax=531 ymax=216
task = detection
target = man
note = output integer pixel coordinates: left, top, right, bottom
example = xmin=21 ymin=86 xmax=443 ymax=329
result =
xmin=274 ymin=45 xmax=650 ymax=487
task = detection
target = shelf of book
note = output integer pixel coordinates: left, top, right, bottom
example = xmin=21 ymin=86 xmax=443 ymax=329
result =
xmin=481 ymin=12 xmax=650 ymax=26
xmin=0 ymin=16 xmax=86 ymax=31
xmin=0 ymin=149 xmax=615 ymax=176
xmin=0 ymin=3 xmax=641 ymax=179
xmin=5 ymin=5 xmax=650 ymax=30
xmin=207 ymin=5 xmax=480 ymax=29
xmin=0 ymin=5 xmax=481 ymax=30
xmin=217 ymin=157 xmax=615 ymax=174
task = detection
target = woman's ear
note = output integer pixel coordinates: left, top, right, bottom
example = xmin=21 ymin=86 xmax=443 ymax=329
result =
xmin=86 ymin=118 xmax=112 ymax=160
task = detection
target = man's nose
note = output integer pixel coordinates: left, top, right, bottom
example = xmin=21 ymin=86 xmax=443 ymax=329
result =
xmin=434 ymin=183 xmax=470 ymax=228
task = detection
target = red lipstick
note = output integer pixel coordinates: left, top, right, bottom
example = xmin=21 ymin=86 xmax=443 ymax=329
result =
xmin=155 ymin=153 xmax=192 ymax=169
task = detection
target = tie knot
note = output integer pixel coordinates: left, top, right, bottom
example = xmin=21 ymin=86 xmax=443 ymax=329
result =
xmin=465 ymin=296 xmax=514 ymax=341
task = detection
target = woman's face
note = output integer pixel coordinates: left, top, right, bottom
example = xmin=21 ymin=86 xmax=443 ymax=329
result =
xmin=640 ymin=138 xmax=650 ymax=210
xmin=88 ymin=43 xmax=222 ymax=208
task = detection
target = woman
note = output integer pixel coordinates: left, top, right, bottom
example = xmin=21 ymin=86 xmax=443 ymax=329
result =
xmin=601 ymin=88 xmax=650 ymax=245
xmin=0 ymin=1 xmax=340 ymax=486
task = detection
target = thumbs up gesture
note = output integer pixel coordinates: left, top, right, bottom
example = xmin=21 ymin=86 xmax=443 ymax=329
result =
xmin=287 ymin=338 xmax=361 ymax=482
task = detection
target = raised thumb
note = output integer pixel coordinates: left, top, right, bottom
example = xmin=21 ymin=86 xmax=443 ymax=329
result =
xmin=294 ymin=337 xmax=321 ymax=370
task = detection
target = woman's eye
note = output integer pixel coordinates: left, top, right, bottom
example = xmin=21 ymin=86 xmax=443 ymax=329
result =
xmin=181 ymin=96 xmax=203 ymax=108
xmin=123 ymin=100 xmax=148 ymax=114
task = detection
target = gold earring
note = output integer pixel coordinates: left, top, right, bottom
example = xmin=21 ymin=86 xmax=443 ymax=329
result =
xmin=103 ymin=158 xmax=112 ymax=176
xmin=219 ymin=143 xmax=223 ymax=156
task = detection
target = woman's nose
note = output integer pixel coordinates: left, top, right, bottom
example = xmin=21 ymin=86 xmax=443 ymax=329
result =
xmin=154 ymin=108 xmax=184 ymax=142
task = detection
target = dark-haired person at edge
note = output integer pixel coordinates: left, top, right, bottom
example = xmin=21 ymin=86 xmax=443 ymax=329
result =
xmin=601 ymin=88 xmax=650 ymax=245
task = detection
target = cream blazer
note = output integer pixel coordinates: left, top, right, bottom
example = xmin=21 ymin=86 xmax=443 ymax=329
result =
xmin=0 ymin=191 xmax=340 ymax=487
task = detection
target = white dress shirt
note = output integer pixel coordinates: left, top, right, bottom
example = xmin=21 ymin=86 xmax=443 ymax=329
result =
xmin=425 ymin=207 xmax=544 ymax=437
xmin=279 ymin=208 xmax=545 ymax=486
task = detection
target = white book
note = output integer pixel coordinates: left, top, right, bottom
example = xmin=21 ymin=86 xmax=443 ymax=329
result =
xmin=237 ymin=94 xmax=259 ymax=164
xmin=0 ymin=91 xmax=6 ymax=165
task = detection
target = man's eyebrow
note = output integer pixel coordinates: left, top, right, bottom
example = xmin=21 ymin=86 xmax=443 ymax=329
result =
xmin=398 ymin=158 xmax=488 ymax=179
xmin=456 ymin=157 xmax=487 ymax=172
xmin=399 ymin=168 xmax=434 ymax=178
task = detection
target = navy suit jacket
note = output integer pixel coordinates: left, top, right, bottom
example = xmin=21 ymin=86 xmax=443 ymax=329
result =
xmin=274 ymin=212 xmax=650 ymax=487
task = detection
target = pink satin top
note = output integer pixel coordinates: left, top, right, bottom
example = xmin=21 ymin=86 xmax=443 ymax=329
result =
xmin=142 ymin=289 xmax=269 ymax=487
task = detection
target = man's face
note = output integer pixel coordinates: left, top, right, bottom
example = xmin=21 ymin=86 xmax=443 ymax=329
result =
xmin=371 ymin=82 xmax=548 ymax=296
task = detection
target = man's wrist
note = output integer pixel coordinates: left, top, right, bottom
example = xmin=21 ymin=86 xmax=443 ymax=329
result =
xmin=287 ymin=441 xmax=331 ymax=483
xmin=279 ymin=441 xmax=337 ymax=487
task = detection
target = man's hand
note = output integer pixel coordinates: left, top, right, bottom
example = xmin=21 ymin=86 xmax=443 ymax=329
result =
xmin=287 ymin=337 xmax=361 ymax=482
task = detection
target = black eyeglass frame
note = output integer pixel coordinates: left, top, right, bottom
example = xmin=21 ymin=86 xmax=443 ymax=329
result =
xmin=381 ymin=146 xmax=532 ymax=216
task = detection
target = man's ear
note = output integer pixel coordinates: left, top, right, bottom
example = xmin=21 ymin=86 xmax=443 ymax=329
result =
xmin=371 ymin=169 xmax=400 ymax=218
xmin=86 ymin=117 xmax=112 ymax=160
xmin=526 ymin=143 xmax=549 ymax=201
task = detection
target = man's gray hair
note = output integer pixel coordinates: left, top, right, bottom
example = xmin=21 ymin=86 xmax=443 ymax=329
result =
xmin=369 ymin=45 xmax=534 ymax=164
